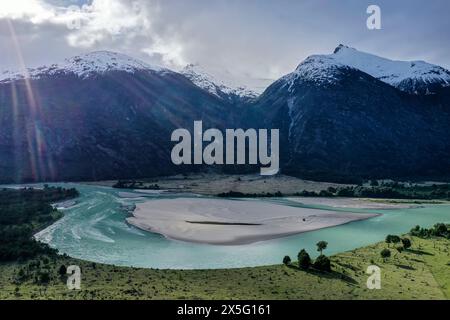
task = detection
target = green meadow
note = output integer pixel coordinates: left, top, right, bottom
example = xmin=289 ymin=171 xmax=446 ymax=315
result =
xmin=1 ymin=235 xmax=448 ymax=300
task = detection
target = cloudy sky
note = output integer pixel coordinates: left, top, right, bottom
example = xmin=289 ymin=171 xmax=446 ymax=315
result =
xmin=1 ymin=0 xmax=449 ymax=91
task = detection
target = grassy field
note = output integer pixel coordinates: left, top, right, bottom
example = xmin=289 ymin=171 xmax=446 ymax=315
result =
xmin=87 ymin=173 xmax=352 ymax=195
xmin=0 ymin=236 xmax=448 ymax=300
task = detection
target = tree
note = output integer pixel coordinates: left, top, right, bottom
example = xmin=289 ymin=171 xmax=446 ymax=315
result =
xmin=380 ymin=248 xmax=391 ymax=260
xmin=313 ymin=255 xmax=331 ymax=272
xmin=336 ymin=188 xmax=355 ymax=197
xmin=370 ymin=180 xmax=379 ymax=187
xmin=392 ymin=236 xmax=402 ymax=244
xmin=401 ymin=238 xmax=411 ymax=250
xmin=58 ymin=265 xmax=67 ymax=277
xmin=385 ymin=235 xmax=401 ymax=246
xmin=17 ymin=268 xmax=26 ymax=281
xmin=316 ymin=241 xmax=328 ymax=255
xmin=410 ymin=225 xmax=421 ymax=236
xmin=319 ymin=190 xmax=333 ymax=197
xmin=283 ymin=256 xmax=291 ymax=266
xmin=433 ymin=223 xmax=448 ymax=237
xmin=327 ymin=187 xmax=337 ymax=194
xmin=38 ymin=272 xmax=51 ymax=285
xmin=297 ymin=249 xmax=311 ymax=270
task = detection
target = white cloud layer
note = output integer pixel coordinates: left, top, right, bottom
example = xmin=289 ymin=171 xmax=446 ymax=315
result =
xmin=1 ymin=0 xmax=449 ymax=92
xmin=0 ymin=0 xmax=187 ymax=71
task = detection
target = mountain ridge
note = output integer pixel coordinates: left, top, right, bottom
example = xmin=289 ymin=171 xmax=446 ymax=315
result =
xmin=0 ymin=51 xmax=170 ymax=83
xmin=181 ymin=64 xmax=258 ymax=101
xmin=1 ymin=46 xmax=450 ymax=183
xmin=283 ymin=45 xmax=450 ymax=94
xmin=251 ymin=47 xmax=450 ymax=182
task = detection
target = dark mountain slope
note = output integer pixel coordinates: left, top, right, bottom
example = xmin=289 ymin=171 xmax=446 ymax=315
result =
xmin=250 ymin=62 xmax=450 ymax=182
xmin=1 ymin=48 xmax=450 ymax=183
xmin=0 ymin=69 xmax=232 ymax=182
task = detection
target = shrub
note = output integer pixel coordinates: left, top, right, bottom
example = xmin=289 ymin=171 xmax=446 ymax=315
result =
xmin=297 ymin=249 xmax=311 ymax=270
xmin=283 ymin=256 xmax=291 ymax=266
xmin=38 ymin=272 xmax=51 ymax=285
xmin=380 ymin=248 xmax=391 ymax=259
xmin=385 ymin=235 xmax=401 ymax=245
xmin=58 ymin=265 xmax=67 ymax=276
xmin=432 ymin=223 xmax=448 ymax=237
xmin=313 ymin=255 xmax=331 ymax=272
xmin=401 ymin=238 xmax=411 ymax=249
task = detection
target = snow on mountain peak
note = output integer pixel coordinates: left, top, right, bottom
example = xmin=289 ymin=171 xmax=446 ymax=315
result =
xmin=286 ymin=45 xmax=450 ymax=94
xmin=331 ymin=45 xmax=450 ymax=92
xmin=182 ymin=64 xmax=258 ymax=100
xmin=292 ymin=55 xmax=350 ymax=82
xmin=63 ymin=51 xmax=166 ymax=76
xmin=0 ymin=51 xmax=167 ymax=82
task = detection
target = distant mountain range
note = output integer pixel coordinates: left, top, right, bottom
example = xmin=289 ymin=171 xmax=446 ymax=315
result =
xmin=0 ymin=46 xmax=449 ymax=183
xmin=181 ymin=64 xmax=258 ymax=102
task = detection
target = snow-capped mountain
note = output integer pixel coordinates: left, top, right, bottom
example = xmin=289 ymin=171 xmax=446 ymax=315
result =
xmin=1 ymin=47 xmax=450 ymax=183
xmin=181 ymin=64 xmax=258 ymax=101
xmin=0 ymin=51 xmax=259 ymax=101
xmin=283 ymin=45 xmax=450 ymax=94
xmin=0 ymin=52 xmax=234 ymax=183
xmin=252 ymin=45 xmax=450 ymax=182
xmin=0 ymin=51 xmax=168 ymax=83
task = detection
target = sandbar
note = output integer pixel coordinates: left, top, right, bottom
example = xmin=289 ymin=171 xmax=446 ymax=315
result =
xmin=126 ymin=198 xmax=379 ymax=245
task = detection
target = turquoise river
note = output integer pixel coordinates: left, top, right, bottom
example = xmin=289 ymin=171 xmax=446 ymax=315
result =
xmin=21 ymin=183 xmax=449 ymax=269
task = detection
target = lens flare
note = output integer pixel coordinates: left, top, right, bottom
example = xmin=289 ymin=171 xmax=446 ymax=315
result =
xmin=6 ymin=19 xmax=56 ymax=181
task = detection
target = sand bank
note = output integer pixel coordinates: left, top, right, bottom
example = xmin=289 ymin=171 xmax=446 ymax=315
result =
xmin=286 ymin=197 xmax=417 ymax=209
xmin=126 ymin=198 xmax=379 ymax=245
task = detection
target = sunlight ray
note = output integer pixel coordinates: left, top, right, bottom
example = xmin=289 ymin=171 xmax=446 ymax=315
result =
xmin=5 ymin=19 xmax=56 ymax=181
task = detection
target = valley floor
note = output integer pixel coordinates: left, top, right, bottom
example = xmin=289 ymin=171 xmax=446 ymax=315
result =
xmin=1 ymin=236 xmax=448 ymax=300
xmin=84 ymin=173 xmax=353 ymax=196
xmin=85 ymin=173 xmax=450 ymax=202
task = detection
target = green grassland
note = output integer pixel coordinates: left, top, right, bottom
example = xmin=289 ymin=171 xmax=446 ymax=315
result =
xmin=1 ymin=236 xmax=448 ymax=300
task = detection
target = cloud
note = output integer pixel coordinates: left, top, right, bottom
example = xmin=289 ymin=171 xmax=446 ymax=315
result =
xmin=0 ymin=0 xmax=187 ymax=70
xmin=0 ymin=0 xmax=449 ymax=91
xmin=0 ymin=0 xmax=54 ymax=22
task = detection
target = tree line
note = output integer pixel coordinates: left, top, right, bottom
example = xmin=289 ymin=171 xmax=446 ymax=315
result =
xmin=0 ymin=186 xmax=79 ymax=262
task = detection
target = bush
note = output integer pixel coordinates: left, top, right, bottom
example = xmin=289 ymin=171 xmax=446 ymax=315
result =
xmin=313 ymin=255 xmax=331 ymax=272
xmin=410 ymin=223 xmax=449 ymax=239
xmin=385 ymin=235 xmax=401 ymax=244
xmin=38 ymin=272 xmax=51 ymax=285
xmin=336 ymin=188 xmax=355 ymax=197
xmin=380 ymin=248 xmax=391 ymax=259
xmin=432 ymin=223 xmax=448 ymax=237
xmin=401 ymin=238 xmax=411 ymax=249
xmin=370 ymin=180 xmax=379 ymax=187
xmin=297 ymin=249 xmax=311 ymax=270
xmin=283 ymin=256 xmax=291 ymax=265
xmin=58 ymin=265 xmax=67 ymax=276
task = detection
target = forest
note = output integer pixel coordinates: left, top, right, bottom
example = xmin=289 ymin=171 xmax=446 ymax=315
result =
xmin=0 ymin=186 xmax=79 ymax=262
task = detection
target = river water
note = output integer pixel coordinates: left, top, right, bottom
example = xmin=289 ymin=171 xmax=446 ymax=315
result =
xmin=28 ymin=183 xmax=450 ymax=269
